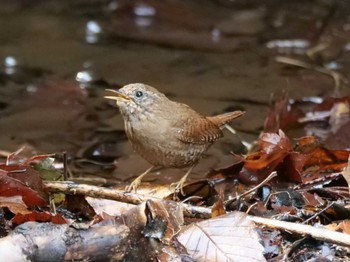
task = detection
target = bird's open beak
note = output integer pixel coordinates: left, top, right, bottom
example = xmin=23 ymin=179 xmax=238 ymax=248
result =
xmin=104 ymin=89 xmax=132 ymax=101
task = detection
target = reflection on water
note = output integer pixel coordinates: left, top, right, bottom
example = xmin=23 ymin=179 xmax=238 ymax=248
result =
xmin=266 ymin=39 xmax=310 ymax=55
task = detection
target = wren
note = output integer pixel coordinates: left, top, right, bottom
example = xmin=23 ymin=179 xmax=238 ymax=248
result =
xmin=105 ymin=83 xmax=244 ymax=193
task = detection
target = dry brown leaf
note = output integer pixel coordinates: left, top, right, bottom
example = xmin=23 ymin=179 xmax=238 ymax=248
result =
xmin=0 ymin=196 xmax=31 ymax=215
xmin=144 ymin=200 xmax=183 ymax=245
xmin=326 ymin=220 xmax=350 ymax=234
xmin=239 ymin=130 xmax=292 ymax=184
xmin=177 ymin=211 xmax=266 ymax=262
xmin=85 ymin=197 xmax=135 ymax=217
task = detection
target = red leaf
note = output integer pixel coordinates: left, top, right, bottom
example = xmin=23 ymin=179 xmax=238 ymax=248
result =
xmin=239 ymin=130 xmax=292 ymax=184
xmin=0 ymin=164 xmax=48 ymax=208
xmin=258 ymin=130 xmax=292 ymax=154
xmin=12 ymin=211 xmax=67 ymax=226
xmin=281 ymin=136 xmax=349 ymax=184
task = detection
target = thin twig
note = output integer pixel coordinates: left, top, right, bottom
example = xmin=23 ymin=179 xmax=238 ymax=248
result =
xmin=224 ymin=171 xmax=277 ymax=206
xmin=49 ymin=194 xmax=56 ymax=215
xmin=302 ymin=201 xmax=334 ymax=224
xmin=44 ymin=180 xmax=350 ymax=246
xmin=249 ymin=215 xmax=350 ymax=247
xmin=44 ymin=181 xmax=211 ymax=218
xmin=246 ymin=202 xmax=258 ymax=214
xmin=276 ymin=56 xmax=348 ymax=93
xmin=63 ymin=152 xmax=68 ymax=181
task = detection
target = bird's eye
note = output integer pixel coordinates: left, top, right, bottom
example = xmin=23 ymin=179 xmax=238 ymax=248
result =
xmin=135 ymin=91 xmax=143 ymax=98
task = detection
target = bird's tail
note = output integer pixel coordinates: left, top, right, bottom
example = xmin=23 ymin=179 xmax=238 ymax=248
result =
xmin=206 ymin=111 xmax=245 ymax=127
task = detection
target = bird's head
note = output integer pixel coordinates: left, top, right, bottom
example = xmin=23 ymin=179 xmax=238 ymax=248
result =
xmin=105 ymin=83 xmax=169 ymax=121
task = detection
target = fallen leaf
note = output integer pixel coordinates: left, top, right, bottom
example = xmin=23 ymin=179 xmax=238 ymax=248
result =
xmin=0 ymin=196 xmax=32 ymax=215
xmin=239 ymin=130 xmax=292 ymax=184
xmin=64 ymin=194 xmax=96 ymax=220
xmin=85 ymin=197 xmax=134 ymax=217
xmin=291 ymin=137 xmax=349 ymax=183
xmin=177 ymin=211 xmax=266 ymax=262
xmin=12 ymin=211 xmax=67 ymax=226
xmin=334 ymin=220 xmax=350 ymax=234
xmin=0 ymin=166 xmax=48 ymax=208
xmin=211 ymin=186 xmax=226 ymax=218
xmin=144 ymin=200 xmax=183 ymax=245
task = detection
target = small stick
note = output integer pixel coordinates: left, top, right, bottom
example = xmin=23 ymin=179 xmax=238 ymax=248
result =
xmin=302 ymin=201 xmax=334 ymax=224
xmin=276 ymin=56 xmax=347 ymax=93
xmin=44 ymin=181 xmax=211 ymax=218
xmin=44 ymin=180 xmax=350 ymax=246
xmin=249 ymin=215 xmax=350 ymax=247
xmin=224 ymin=171 xmax=277 ymax=206
xmin=63 ymin=152 xmax=68 ymax=181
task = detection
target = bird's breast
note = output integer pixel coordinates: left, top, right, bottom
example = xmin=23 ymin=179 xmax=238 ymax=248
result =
xmin=123 ymin=119 xmax=209 ymax=168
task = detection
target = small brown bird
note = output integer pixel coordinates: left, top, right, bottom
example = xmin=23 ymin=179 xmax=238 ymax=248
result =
xmin=105 ymin=83 xmax=244 ymax=193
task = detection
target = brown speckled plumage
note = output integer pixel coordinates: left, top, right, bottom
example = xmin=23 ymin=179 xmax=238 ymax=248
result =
xmin=105 ymin=83 xmax=244 ymax=191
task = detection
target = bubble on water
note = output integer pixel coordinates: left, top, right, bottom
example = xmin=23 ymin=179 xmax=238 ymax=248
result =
xmin=211 ymin=28 xmax=221 ymax=42
xmin=133 ymin=3 xmax=156 ymax=17
xmin=86 ymin=21 xmax=102 ymax=34
xmin=26 ymin=84 xmax=38 ymax=93
xmin=76 ymin=65 xmax=103 ymax=89
xmin=76 ymin=70 xmax=94 ymax=83
xmin=325 ymin=61 xmax=341 ymax=70
xmin=4 ymin=56 xmax=19 ymax=75
xmin=85 ymin=21 xmax=102 ymax=44
xmin=107 ymin=1 xmax=119 ymax=11
xmin=4 ymin=56 xmax=18 ymax=67
xmin=344 ymin=42 xmax=350 ymax=51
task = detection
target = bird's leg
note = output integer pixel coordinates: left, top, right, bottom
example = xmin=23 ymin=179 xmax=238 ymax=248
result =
xmin=125 ymin=166 xmax=154 ymax=192
xmin=170 ymin=165 xmax=195 ymax=196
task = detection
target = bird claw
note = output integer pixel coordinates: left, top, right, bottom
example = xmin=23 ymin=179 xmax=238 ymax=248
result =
xmin=170 ymin=178 xmax=186 ymax=196
xmin=125 ymin=178 xmax=141 ymax=193
xmin=125 ymin=166 xmax=154 ymax=193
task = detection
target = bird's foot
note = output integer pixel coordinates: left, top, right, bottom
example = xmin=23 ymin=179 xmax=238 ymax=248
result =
xmin=125 ymin=166 xmax=154 ymax=193
xmin=170 ymin=176 xmax=187 ymax=196
xmin=170 ymin=166 xmax=194 ymax=197
xmin=125 ymin=177 xmax=142 ymax=193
